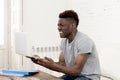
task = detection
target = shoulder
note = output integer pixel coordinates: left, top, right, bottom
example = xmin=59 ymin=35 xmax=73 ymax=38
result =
xmin=76 ymin=32 xmax=94 ymax=44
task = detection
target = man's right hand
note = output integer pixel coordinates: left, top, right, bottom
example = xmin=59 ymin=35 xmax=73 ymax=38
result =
xmin=29 ymin=55 xmax=42 ymax=64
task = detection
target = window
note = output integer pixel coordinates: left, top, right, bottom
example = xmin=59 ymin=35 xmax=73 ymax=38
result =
xmin=0 ymin=0 xmax=4 ymax=45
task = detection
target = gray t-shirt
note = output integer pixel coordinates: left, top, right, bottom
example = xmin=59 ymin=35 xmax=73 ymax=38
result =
xmin=60 ymin=32 xmax=101 ymax=80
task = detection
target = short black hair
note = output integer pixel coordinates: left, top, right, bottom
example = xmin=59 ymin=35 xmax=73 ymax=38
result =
xmin=59 ymin=10 xmax=79 ymax=27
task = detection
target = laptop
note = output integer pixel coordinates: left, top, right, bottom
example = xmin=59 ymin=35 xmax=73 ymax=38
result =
xmin=14 ymin=32 xmax=32 ymax=57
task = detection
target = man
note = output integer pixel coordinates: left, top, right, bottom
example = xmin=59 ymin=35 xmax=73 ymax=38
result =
xmin=29 ymin=10 xmax=101 ymax=80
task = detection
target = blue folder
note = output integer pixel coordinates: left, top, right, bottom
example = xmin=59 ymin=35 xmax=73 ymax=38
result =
xmin=1 ymin=69 xmax=39 ymax=76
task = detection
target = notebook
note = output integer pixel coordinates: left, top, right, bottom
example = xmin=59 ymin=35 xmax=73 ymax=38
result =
xmin=14 ymin=32 xmax=32 ymax=57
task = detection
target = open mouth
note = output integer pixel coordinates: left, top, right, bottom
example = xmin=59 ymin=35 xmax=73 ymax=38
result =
xmin=59 ymin=31 xmax=63 ymax=34
xmin=59 ymin=31 xmax=65 ymax=36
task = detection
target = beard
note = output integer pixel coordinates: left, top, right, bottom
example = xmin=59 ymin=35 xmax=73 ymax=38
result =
xmin=59 ymin=31 xmax=71 ymax=38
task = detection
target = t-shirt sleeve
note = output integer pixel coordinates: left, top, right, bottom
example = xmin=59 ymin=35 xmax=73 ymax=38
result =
xmin=77 ymin=39 xmax=94 ymax=54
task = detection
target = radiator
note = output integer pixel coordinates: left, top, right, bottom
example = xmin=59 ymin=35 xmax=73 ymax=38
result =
xmin=32 ymin=46 xmax=63 ymax=77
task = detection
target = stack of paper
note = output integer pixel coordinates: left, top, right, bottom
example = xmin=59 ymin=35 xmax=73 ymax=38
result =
xmin=1 ymin=69 xmax=39 ymax=76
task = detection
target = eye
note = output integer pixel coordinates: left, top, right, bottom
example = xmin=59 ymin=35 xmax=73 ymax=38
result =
xmin=58 ymin=23 xmax=63 ymax=27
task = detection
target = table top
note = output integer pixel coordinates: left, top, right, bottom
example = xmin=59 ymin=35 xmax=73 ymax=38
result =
xmin=0 ymin=71 xmax=63 ymax=80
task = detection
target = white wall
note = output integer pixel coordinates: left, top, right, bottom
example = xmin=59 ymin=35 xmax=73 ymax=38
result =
xmin=0 ymin=49 xmax=5 ymax=69
xmin=0 ymin=0 xmax=4 ymax=45
xmin=22 ymin=0 xmax=120 ymax=79
xmin=68 ymin=0 xmax=120 ymax=79
xmin=22 ymin=0 xmax=68 ymax=47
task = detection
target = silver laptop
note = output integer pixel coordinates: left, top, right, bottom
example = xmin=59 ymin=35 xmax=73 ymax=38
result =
xmin=14 ymin=32 xmax=32 ymax=57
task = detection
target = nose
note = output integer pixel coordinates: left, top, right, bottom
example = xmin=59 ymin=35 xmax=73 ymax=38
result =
xmin=58 ymin=26 xmax=61 ymax=31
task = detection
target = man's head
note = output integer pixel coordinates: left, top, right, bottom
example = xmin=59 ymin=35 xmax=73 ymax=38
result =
xmin=58 ymin=10 xmax=79 ymax=38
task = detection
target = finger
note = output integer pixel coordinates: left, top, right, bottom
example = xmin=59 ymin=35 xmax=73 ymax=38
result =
xmin=44 ymin=57 xmax=50 ymax=61
xmin=44 ymin=57 xmax=53 ymax=62
xmin=33 ymin=55 xmax=39 ymax=57
xmin=31 ymin=58 xmax=40 ymax=64
xmin=33 ymin=55 xmax=40 ymax=59
xmin=31 ymin=57 xmax=37 ymax=62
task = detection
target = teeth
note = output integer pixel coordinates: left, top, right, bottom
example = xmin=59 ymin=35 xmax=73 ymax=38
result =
xmin=59 ymin=31 xmax=63 ymax=34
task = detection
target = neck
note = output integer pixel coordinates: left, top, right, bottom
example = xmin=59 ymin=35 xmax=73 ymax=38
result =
xmin=68 ymin=30 xmax=78 ymax=43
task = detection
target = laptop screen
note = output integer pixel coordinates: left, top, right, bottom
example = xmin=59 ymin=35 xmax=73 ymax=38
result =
xmin=14 ymin=32 xmax=32 ymax=57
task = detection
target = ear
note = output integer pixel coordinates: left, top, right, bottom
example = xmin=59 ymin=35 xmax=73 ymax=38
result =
xmin=72 ymin=23 xmax=76 ymax=28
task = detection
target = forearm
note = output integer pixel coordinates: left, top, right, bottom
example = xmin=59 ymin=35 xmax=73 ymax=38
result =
xmin=32 ymin=57 xmax=81 ymax=76
xmin=50 ymin=63 xmax=81 ymax=76
xmin=55 ymin=61 xmax=65 ymax=66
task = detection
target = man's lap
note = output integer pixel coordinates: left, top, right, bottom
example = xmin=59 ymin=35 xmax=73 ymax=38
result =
xmin=60 ymin=74 xmax=92 ymax=80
